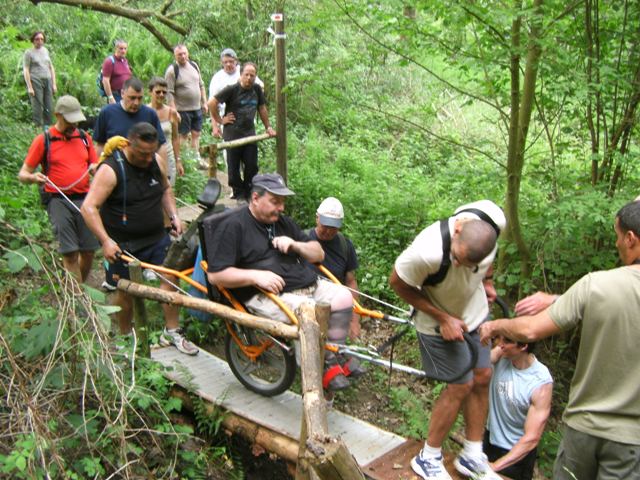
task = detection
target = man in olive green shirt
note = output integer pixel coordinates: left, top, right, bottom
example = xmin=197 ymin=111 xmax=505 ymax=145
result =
xmin=480 ymin=200 xmax=640 ymax=480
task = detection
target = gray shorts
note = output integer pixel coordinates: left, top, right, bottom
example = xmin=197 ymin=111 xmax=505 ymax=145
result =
xmin=245 ymin=279 xmax=348 ymax=324
xmin=47 ymin=196 xmax=99 ymax=254
xmin=417 ymin=329 xmax=490 ymax=384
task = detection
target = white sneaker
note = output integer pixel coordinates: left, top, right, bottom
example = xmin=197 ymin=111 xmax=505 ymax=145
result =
xmin=159 ymin=328 xmax=199 ymax=356
xmin=454 ymin=453 xmax=501 ymax=479
xmin=410 ymin=453 xmax=452 ymax=480
xmin=142 ymin=269 xmax=157 ymax=282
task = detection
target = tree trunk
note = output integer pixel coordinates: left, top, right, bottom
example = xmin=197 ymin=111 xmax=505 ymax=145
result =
xmin=502 ymin=0 xmax=543 ymax=280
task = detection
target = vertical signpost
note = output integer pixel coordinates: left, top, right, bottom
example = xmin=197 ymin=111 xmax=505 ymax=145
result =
xmin=272 ymin=12 xmax=287 ymax=182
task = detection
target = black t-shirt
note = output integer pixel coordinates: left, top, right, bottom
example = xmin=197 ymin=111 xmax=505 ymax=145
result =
xmin=207 ymin=207 xmax=318 ymax=302
xmin=215 ymin=82 xmax=266 ymax=141
xmin=307 ymin=229 xmax=359 ymax=284
xmin=99 ymin=152 xmax=166 ymax=244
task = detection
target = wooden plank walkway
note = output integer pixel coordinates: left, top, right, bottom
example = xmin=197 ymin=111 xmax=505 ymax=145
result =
xmin=151 ymin=346 xmax=407 ymax=468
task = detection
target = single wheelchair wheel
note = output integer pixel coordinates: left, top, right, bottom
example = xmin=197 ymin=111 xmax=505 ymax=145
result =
xmin=224 ymin=323 xmax=296 ymax=397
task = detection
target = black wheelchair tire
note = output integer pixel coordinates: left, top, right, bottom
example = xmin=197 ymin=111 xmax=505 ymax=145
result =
xmin=224 ymin=325 xmax=296 ymax=397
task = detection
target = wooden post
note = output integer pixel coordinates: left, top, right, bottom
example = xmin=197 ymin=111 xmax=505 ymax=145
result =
xmin=127 ymin=261 xmax=150 ymax=358
xmin=296 ymin=301 xmax=365 ymax=480
xmin=272 ymin=12 xmax=287 ymax=181
xmin=296 ymin=302 xmax=328 ymax=480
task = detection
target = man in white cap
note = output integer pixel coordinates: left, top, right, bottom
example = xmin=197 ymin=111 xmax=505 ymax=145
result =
xmin=18 ymin=95 xmax=99 ymax=282
xmin=308 ymin=197 xmax=362 ymax=340
xmin=206 ymin=174 xmax=355 ymax=391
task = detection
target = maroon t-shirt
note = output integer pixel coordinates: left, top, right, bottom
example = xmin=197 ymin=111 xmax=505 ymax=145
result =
xmin=102 ymin=55 xmax=132 ymax=93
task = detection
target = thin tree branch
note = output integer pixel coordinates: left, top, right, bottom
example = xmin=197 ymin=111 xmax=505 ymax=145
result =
xmin=332 ymin=0 xmax=507 ymax=118
xmin=29 ymin=0 xmax=188 ymax=50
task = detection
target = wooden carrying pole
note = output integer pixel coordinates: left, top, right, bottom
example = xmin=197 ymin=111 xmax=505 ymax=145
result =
xmin=116 ymin=279 xmax=298 ymax=339
xmin=295 ymin=302 xmax=365 ymax=480
xmin=272 ymin=13 xmax=288 ymax=181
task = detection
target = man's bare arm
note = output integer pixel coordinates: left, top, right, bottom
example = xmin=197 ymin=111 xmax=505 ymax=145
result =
xmin=491 ymin=383 xmax=553 ymax=472
xmin=389 ymin=268 xmax=466 ymax=341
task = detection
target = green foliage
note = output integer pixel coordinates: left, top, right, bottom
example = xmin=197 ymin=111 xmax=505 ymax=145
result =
xmin=0 ymin=242 xmax=222 ymax=478
xmin=388 ymin=386 xmax=429 ymax=438
xmin=537 ymin=429 xmax=563 ymax=478
xmin=1 ymin=2 xmax=639 ymax=478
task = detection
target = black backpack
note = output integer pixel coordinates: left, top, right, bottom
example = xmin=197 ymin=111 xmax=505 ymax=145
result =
xmin=96 ymin=55 xmax=115 ymax=98
xmin=423 ymin=208 xmax=501 ymax=287
xmin=172 ymin=60 xmax=200 ymax=81
xmin=39 ymin=130 xmax=90 ymax=205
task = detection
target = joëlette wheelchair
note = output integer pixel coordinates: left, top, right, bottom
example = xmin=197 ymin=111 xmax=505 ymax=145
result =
xmin=123 ymin=179 xmax=507 ymax=397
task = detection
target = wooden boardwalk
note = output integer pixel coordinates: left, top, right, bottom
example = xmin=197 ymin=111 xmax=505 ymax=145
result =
xmin=152 ymin=346 xmax=406 ymax=467
xmin=151 ymin=346 xmax=477 ymax=480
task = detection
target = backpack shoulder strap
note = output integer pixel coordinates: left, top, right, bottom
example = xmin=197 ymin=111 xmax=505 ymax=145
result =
xmin=189 ymin=60 xmax=200 ymax=73
xmin=112 ymin=149 xmax=128 ymax=225
xmin=455 ymin=208 xmax=501 ymax=236
xmin=77 ymin=129 xmax=88 ymax=146
xmin=423 ymin=219 xmax=451 ymax=287
xmin=173 ymin=62 xmax=179 ymax=80
xmin=42 ymin=130 xmax=51 ymax=175
xmin=336 ymin=232 xmax=349 ymax=261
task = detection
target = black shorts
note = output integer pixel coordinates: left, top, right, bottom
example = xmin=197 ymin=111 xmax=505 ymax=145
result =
xmin=483 ymin=430 xmax=537 ymax=480
xmin=105 ymin=234 xmax=171 ymax=287
xmin=178 ymin=109 xmax=203 ymax=134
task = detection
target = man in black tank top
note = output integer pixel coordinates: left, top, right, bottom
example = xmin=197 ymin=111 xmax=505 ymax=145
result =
xmin=81 ymin=122 xmax=198 ymax=355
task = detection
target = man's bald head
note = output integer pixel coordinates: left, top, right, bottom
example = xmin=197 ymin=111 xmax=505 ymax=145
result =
xmin=456 ymin=219 xmax=498 ymax=264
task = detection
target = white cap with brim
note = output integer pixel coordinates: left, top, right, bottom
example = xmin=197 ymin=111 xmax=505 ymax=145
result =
xmin=252 ymin=173 xmax=295 ymax=196
xmin=54 ymin=95 xmax=86 ymax=123
xmin=317 ymin=197 xmax=344 ymax=228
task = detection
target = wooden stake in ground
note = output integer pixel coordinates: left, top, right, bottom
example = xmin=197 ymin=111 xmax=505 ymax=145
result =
xmin=295 ymin=302 xmax=364 ymax=480
xmin=127 ymin=261 xmax=150 ymax=358
xmin=273 ymin=13 xmax=288 ymax=181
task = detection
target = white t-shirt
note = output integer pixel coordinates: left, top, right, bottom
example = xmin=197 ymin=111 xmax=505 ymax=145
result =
xmin=394 ymin=200 xmax=506 ymax=334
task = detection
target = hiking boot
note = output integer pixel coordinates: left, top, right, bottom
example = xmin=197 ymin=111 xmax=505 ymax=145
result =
xmin=411 ymin=453 xmax=452 ymax=480
xmin=322 ymin=362 xmax=350 ymax=391
xmin=160 ymin=328 xmax=199 ymax=356
xmin=454 ymin=453 xmax=501 ymax=479
xmin=340 ymin=356 xmax=367 ymax=379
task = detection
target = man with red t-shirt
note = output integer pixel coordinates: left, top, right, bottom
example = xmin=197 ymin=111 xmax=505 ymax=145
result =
xmin=18 ymin=95 xmax=99 ymax=282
